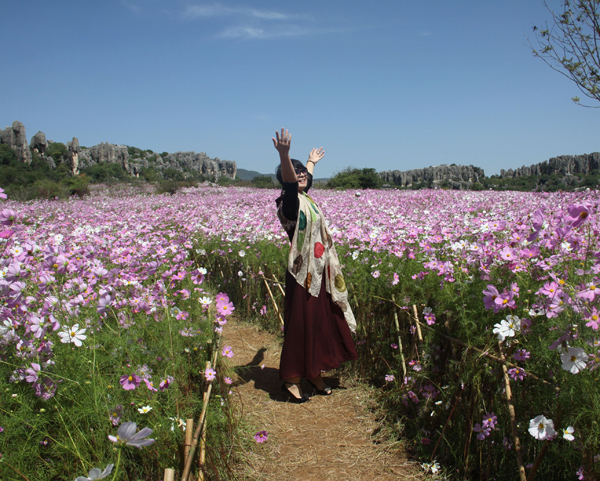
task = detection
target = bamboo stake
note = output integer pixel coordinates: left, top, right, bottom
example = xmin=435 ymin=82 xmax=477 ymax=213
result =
xmin=499 ymin=342 xmax=527 ymax=481
xmin=181 ymin=362 xmax=215 ymax=481
xmin=272 ymin=274 xmax=285 ymax=297
xmin=412 ymin=304 xmax=423 ymax=341
xmin=198 ymin=382 xmax=210 ymax=480
xmin=391 ymin=295 xmax=407 ymax=379
xmin=263 ymin=278 xmax=284 ymax=326
xmin=184 ymin=419 xmax=194 ymax=459
xmin=164 ymin=468 xmax=175 ymax=481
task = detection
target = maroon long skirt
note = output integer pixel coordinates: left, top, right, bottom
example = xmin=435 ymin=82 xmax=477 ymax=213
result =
xmin=279 ymin=270 xmax=358 ymax=380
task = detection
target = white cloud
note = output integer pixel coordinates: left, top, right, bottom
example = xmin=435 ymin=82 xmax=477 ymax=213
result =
xmin=183 ymin=3 xmax=293 ymax=21
xmin=218 ymin=24 xmax=319 ymax=40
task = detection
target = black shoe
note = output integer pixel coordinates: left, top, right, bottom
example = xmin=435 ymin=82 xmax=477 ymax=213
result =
xmin=281 ymin=382 xmax=311 ymax=403
xmin=307 ymin=379 xmax=333 ymax=396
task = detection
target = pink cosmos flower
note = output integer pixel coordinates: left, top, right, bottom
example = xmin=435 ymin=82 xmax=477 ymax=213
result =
xmin=372 ymin=270 xmax=380 ymax=278
xmin=392 ymin=272 xmax=399 ymax=285
xmin=513 ymin=349 xmax=531 ymax=362
xmin=204 ymin=367 xmax=216 ymax=381
xmin=482 ymin=412 xmax=497 ymax=429
xmin=216 ymin=300 xmax=235 ymax=316
xmin=585 ymin=307 xmax=600 ymax=330
xmin=0 ymin=187 xmax=7 ymax=199
xmin=222 ymin=346 xmax=234 ymax=358
xmin=215 ymin=292 xmax=229 ymax=304
xmin=508 ymin=367 xmax=526 ymax=381
xmin=567 ymin=204 xmax=590 ymax=228
xmin=159 ymin=376 xmax=174 ymax=391
xmin=144 ymin=379 xmax=158 ymax=392
xmin=224 ymin=376 xmax=233 ymax=385
xmin=483 ymin=285 xmax=501 ymax=312
xmin=473 ymin=423 xmax=491 ymax=441
xmin=259 ymin=305 xmax=267 ymax=316
xmin=254 ymin=430 xmax=268 ymax=443
xmin=494 ymin=291 xmax=516 ymax=310
xmin=120 ymin=374 xmax=141 ymax=391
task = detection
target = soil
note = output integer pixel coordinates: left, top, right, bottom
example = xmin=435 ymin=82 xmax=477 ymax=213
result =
xmin=223 ymin=319 xmax=426 ymax=481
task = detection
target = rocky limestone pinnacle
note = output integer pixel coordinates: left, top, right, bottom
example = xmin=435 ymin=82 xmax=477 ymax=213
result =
xmin=0 ymin=121 xmax=32 ymax=164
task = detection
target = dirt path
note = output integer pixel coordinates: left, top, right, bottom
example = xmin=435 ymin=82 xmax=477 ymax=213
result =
xmin=224 ymin=320 xmax=425 ymax=481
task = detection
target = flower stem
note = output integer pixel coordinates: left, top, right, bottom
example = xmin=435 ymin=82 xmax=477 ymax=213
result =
xmin=112 ymin=449 xmax=122 ymax=480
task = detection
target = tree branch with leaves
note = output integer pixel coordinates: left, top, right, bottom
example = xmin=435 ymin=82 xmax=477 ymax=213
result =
xmin=531 ymin=0 xmax=600 ymax=107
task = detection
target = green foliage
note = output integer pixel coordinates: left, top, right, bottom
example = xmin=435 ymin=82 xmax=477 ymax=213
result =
xmin=81 ymin=162 xmax=129 ymax=183
xmin=63 ymin=174 xmax=91 ymax=197
xmin=251 ymin=175 xmax=276 ymax=189
xmin=0 ymin=144 xmax=18 ymax=165
xmin=155 ymin=180 xmax=198 ymax=195
xmin=531 ymin=0 xmax=600 ymax=107
xmin=162 ymin=168 xmax=186 ymax=181
xmin=46 ymin=142 xmax=68 ymax=163
xmin=327 ymin=167 xmax=383 ymax=190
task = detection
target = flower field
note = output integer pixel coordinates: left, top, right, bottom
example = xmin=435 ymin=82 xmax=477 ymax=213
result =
xmin=1 ymin=183 xmax=600 ymax=480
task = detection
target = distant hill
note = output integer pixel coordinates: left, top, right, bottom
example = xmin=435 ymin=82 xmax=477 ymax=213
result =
xmin=236 ymin=168 xmax=276 ymax=181
xmin=237 ymin=167 xmax=329 ymax=183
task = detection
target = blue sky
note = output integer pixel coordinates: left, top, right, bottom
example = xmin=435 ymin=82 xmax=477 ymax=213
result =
xmin=2 ymin=0 xmax=599 ymax=177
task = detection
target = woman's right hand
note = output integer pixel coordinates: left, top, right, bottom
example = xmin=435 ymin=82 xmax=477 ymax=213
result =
xmin=272 ymin=128 xmax=291 ymax=155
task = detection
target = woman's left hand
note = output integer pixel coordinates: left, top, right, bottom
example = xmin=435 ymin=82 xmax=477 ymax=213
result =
xmin=308 ymin=147 xmax=325 ymax=164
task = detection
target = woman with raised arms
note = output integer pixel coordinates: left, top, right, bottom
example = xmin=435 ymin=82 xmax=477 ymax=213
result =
xmin=272 ymin=127 xmax=358 ymax=403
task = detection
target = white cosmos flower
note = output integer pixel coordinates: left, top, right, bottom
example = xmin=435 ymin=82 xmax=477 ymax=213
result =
xmin=562 ymin=426 xmax=575 ymax=441
xmin=138 ymin=405 xmax=152 ymax=414
xmin=199 ymin=296 xmax=212 ymax=307
xmin=238 ymin=250 xmax=246 ymax=257
xmin=352 ymin=251 xmax=359 ymax=260
xmin=560 ymin=347 xmax=589 ymax=374
xmin=57 ymin=324 xmax=87 ymax=347
xmin=75 ymin=464 xmax=114 ymax=481
xmin=493 ymin=315 xmax=521 ymax=341
xmin=528 ymin=415 xmax=556 ymax=440
xmin=198 ymin=267 xmax=207 ymax=275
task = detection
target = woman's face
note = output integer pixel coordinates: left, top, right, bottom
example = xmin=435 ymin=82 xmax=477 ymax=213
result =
xmin=296 ymin=167 xmax=308 ymax=192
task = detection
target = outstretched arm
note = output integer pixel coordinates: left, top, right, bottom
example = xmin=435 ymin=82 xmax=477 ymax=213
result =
xmin=272 ymin=128 xmax=296 ymax=183
xmin=306 ymin=147 xmax=324 ymax=176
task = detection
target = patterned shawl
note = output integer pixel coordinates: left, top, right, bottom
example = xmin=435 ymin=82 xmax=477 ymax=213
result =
xmin=278 ymin=192 xmax=356 ymax=332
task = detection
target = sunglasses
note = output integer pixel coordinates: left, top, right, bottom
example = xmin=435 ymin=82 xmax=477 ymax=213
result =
xmin=295 ymin=167 xmax=308 ymax=176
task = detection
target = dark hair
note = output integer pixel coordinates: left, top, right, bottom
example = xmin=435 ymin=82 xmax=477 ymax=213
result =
xmin=275 ymin=159 xmax=312 ymax=191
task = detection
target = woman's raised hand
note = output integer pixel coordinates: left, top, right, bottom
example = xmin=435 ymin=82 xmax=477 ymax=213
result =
xmin=308 ymin=147 xmax=325 ymax=164
xmin=272 ymin=128 xmax=291 ymax=155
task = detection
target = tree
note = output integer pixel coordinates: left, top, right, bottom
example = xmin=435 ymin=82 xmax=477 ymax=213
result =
xmin=532 ymin=0 xmax=600 ymax=107
xmin=326 ymin=167 xmax=383 ymax=190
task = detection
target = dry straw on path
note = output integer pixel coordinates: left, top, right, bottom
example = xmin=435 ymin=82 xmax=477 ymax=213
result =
xmin=224 ymin=320 xmax=426 ymax=481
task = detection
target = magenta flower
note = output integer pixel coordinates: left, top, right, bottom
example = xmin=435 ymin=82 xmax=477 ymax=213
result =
xmin=259 ymin=305 xmax=267 ymax=316
xmin=473 ymin=423 xmax=491 ymax=441
xmin=224 ymin=376 xmax=233 ymax=385
xmin=508 ymin=367 xmax=526 ymax=381
xmin=254 ymin=430 xmax=268 ymax=443
xmin=482 ymin=412 xmax=497 ymax=429
xmin=495 ymin=291 xmax=516 ymax=310
xmin=0 ymin=187 xmax=7 ymax=199
xmin=513 ymin=349 xmax=531 ymax=362
xmin=109 ymin=405 xmax=123 ymax=426
xmin=159 ymin=376 xmax=174 ymax=391
xmin=385 ymin=374 xmax=394 ymax=382
xmin=120 ymin=374 xmax=141 ymax=391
